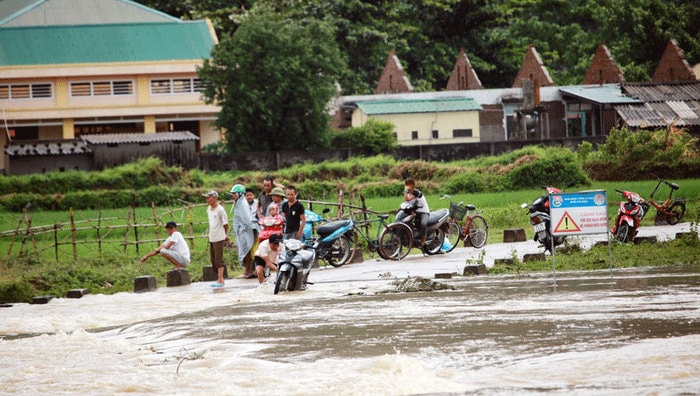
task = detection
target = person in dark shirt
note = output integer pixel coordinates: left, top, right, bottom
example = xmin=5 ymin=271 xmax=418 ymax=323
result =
xmin=281 ymin=185 xmax=306 ymax=240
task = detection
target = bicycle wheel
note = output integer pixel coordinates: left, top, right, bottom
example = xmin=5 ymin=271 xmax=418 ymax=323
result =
xmin=464 ymin=215 xmax=488 ymax=248
xmin=378 ymin=223 xmax=412 ymax=260
xmin=666 ymin=201 xmax=686 ymax=225
xmin=443 ymin=221 xmax=461 ymax=253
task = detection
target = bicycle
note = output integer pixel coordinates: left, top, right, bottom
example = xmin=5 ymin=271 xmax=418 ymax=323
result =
xmin=347 ymin=213 xmax=393 ymax=260
xmin=641 ymin=175 xmax=686 ymax=225
xmin=440 ymin=194 xmax=489 ymax=251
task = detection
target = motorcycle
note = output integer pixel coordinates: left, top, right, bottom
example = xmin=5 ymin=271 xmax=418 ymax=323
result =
xmin=274 ymin=238 xmax=315 ymax=294
xmin=521 ymin=186 xmax=566 ymax=253
xmin=303 ymin=208 xmax=355 ymax=267
xmin=612 ymin=189 xmax=646 ymax=243
xmin=382 ymin=198 xmax=449 ymax=258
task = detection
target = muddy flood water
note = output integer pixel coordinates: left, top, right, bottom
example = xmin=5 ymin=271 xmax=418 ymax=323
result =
xmin=1 ymin=260 xmax=698 ymax=395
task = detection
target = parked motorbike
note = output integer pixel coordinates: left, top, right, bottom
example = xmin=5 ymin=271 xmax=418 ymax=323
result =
xmin=274 ymin=238 xmax=315 ymax=294
xmin=521 ymin=186 xmax=566 ymax=253
xmin=381 ymin=198 xmax=449 ymax=258
xmin=303 ymin=208 xmax=355 ymax=267
xmin=612 ymin=189 xmax=646 ymax=243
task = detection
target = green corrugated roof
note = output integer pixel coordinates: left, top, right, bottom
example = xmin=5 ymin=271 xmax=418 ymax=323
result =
xmin=356 ymin=98 xmax=482 ymax=115
xmin=559 ymin=84 xmax=642 ymax=105
xmin=0 ymin=21 xmax=215 ymax=65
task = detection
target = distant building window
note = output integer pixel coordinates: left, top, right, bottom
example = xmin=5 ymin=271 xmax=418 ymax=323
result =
xmin=432 ymin=130 xmax=439 ymax=139
xmin=0 ymin=83 xmax=53 ymax=100
xmin=150 ymin=78 xmax=204 ymax=94
xmin=70 ymin=81 xmax=133 ymax=97
xmin=453 ymin=129 xmax=473 ymax=138
xmin=411 ymin=131 xmax=418 ymax=140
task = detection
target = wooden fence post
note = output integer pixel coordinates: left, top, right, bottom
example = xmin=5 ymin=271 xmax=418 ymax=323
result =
xmin=124 ymin=206 xmax=132 ymax=254
xmin=69 ymin=207 xmax=77 ymax=262
xmin=97 ymin=209 xmax=102 ymax=255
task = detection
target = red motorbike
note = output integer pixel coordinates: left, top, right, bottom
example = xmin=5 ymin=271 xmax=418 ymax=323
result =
xmin=612 ymin=189 xmax=646 ymax=243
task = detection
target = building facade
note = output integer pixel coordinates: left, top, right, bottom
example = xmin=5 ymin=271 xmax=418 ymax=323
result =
xmin=0 ymin=0 xmax=221 ymax=174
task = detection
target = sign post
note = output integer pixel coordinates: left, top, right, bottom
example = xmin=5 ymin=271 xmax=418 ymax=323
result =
xmin=548 ymin=190 xmax=610 ymax=282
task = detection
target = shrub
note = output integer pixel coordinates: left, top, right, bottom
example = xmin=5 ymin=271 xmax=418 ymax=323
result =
xmin=507 ymin=147 xmax=590 ymax=189
xmin=442 ymin=171 xmax=488 ymax=194
xmin=0 ymin=279 xmax=36 ymax=304
xmin=330 ymin=119 xmax=398 ymax=155
xmin=389 ymin=160 xmax=441 ymax=181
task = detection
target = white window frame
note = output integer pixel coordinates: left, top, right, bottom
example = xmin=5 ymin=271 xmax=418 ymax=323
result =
xmin=149 ymin=78 xmax=204 ymax=95
xmin=0 ymin=83 xmax=53 ymax=100
xmin=69 ymin=80 xmax=134 ymax=97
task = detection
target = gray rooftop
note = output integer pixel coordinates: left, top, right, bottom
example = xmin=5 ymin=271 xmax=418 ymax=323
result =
xmin=80 ymin=131 xmax=199 ymax=145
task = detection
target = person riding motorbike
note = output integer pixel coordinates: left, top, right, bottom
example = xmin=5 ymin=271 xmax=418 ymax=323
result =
xmin=398 ymin=178 xmax=429 ymax=247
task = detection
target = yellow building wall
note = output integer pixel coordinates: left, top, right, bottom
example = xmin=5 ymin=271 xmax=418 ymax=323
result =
xmin=199 ymin=121 xmax=222 ymax=148
xmin=352 ymin=110 xmax=480 ymax=146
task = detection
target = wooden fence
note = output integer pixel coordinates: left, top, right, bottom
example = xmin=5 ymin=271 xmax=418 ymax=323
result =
xmin=0 ymin=192 xmax=379 ymax=263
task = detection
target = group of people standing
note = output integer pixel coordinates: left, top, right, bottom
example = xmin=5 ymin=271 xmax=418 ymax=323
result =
xmin=140 ymin=176 xmax=427 ymax=289
xmin=205 ymin=177 xmax=306 ymax=287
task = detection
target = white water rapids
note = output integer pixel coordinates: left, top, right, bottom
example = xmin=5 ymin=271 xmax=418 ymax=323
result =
xmin=1 ymin=228 xmax=698 ymax=395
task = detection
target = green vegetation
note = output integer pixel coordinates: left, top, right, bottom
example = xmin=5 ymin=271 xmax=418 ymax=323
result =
xmin=198 ymin=6 xmax=346 ymax=153
xmin=139 ymin=0 xmax=700 ymax=91
xmin=1 ymin=129 xmax=700 ymax=303
xmin=489 ymin=235 xmax=700 ymax=275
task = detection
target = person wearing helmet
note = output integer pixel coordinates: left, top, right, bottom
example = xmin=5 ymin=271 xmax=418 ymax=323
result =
xmin=266 ymin=186 xmax=287 ymax=216
xmin=252 ymin=233 xmax=284 ymax=284
xmin=230 ymin=184 xmax=256 ymax=278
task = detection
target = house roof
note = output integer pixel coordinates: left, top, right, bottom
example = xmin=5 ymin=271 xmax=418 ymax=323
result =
xmin=621 ymin=81 xmax=700 ymax=102
xmin=356 ymin=98 xmax=482 ymax=115
xmin=4 ymin=139 xmax=90 ymax=157
xmin=0 ymin=0 xmax=177 ymax=27
xmin=341 ymin=86 xmax=562 ymax=108
xmin=0 ymin=21 xmax=216 ymax=66
xmin=80 ymin=131 xmax=199 ymax=145
xmin=615 ymin=81 xmax=700 ymax=127
xmin=559 ymin=84 xmax=642 ymax=105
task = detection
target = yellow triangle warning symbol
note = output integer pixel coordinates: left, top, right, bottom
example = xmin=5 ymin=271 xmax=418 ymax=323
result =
xmin=554 ymin=211 xmax=581 ymax=233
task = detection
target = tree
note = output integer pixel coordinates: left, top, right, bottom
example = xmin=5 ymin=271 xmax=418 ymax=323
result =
xmin=197 ymin=7 xmax=347 ymax=152
xmin=331 ymin=119 xmax=398 ymax=155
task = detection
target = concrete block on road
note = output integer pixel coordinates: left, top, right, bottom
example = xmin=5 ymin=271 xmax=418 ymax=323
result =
xmin=503 ymin=228 xmax=526 ymax=243
xmin=523 ymin=253 xmax=546 ymax=262
xmin=66 ymin=289 xmax=90 ymax=298
xmin=463 ymin=264 xmax=487 ymax=275
xmin=134 ymin=275 xmax=157 ymax=293
xmin=167 ymin=269 xmax=191 ymax=287
xmin=202 ymin=266 xmax=228 ymax=281
xmin=31 ymin=295 xmax=56 ymax=304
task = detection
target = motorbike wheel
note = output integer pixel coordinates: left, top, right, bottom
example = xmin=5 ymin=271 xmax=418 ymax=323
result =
xmin=273 ymin=271 xmax=290 ymax=294
xmin=442 ymin=222 xmax=461 ymax=253
xmin=540 ymin=233 xmax=554 ymax=253
xmin=464 ymin=215 xmax=488 ymax=248
xmin=378 ymin=223 xmax=413 ymax=260
xmin=423 ymin=228 xmax=444 ymax=255
xmin=666 ymin=201 xmax=686 ymax=225
xmin=324 ymin=234 xmax=355 ymax=268
xmin=614 ymin=222 xmax=631 ymax=243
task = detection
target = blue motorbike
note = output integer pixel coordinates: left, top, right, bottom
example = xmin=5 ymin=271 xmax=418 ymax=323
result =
xmin=304 ymin=208 xmax=355 ymax=267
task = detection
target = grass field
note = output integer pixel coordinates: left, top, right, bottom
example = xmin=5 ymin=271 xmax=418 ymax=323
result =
xmin=1 ymin=178 xmax=698 ymax=303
